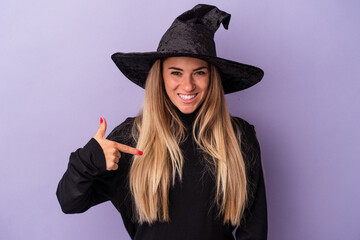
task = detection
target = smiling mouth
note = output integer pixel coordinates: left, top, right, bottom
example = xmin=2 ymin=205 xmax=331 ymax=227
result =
xmin=178 ymin=93 xmax=198 ymax=100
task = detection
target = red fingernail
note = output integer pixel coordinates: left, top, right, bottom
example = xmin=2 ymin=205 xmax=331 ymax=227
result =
xmin=138 ymin=151 xmax=143 ymax=155
xmin=100 ymin=117 xmax=103 ymax=124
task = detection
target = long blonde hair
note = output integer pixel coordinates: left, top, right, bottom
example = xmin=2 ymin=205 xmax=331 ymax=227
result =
xmin=130 ymin=59 xmax=247 ymax=225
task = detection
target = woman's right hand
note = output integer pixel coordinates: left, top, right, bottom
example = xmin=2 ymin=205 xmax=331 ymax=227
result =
xmin=94 ymin=117 xmax=143 ymax=171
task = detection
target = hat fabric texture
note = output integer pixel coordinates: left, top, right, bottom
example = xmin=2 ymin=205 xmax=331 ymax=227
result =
xmin=111 ymin=4 xmax=263 ymax=94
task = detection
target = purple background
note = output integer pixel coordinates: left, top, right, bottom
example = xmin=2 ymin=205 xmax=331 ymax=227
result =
xmin=1 ymin=0 xmax=359 ymax=239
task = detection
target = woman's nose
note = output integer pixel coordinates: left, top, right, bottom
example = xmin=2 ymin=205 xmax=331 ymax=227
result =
xmin=181 ymin=75 xmax=195 ymax=92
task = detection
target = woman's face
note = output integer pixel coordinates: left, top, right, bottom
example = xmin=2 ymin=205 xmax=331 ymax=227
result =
xmin=162 ymin=57 xmax=210 ymax=114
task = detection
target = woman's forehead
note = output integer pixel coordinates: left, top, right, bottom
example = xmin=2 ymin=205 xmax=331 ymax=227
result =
xmin=163 ymin=57 xmax=209 ymax=68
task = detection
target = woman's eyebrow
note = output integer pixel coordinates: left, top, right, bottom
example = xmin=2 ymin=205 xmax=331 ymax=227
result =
xmin=167 ymin=66 xmax=208 ymax=71
xmin=168 ymin=67 xmax=183 ymax=71
xmin=193 ymin=66 xmax=208 ymax=71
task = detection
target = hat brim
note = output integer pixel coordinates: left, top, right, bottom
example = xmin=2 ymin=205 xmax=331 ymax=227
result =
xmin=111 ymin=52 xmax=263 ymax=94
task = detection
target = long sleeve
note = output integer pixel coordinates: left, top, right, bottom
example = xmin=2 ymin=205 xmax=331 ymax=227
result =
xmin=56 ymin=118 xmax=136 ymax=214
xmin=56 ymin=138 xmax=114 ymax=213
xmin=233 ymin=118 xmax=268 ymax=240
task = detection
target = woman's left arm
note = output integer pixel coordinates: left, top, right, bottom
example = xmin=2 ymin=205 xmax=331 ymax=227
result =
xmin=233 ymin=119 xmax=268 ymax=240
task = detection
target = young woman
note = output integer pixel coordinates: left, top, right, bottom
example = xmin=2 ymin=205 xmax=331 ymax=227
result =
xmin=57 ymin=4 xmax=267 ymax=240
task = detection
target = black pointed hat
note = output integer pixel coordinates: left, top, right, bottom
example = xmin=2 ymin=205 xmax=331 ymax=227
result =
xmin=111 ymin=4 xmax=263 ymax=94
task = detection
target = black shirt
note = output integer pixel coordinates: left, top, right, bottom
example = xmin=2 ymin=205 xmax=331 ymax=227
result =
xmin=56 ymin=112 xmax=267 ymax=239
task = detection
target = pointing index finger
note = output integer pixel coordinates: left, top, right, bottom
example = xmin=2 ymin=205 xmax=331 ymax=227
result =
xmin=115 ymin=142 xmax=143 ymax=155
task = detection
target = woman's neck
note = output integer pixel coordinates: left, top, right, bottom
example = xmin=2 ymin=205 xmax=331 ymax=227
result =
xmin=174 ymin=106 xmax=200 ymax=130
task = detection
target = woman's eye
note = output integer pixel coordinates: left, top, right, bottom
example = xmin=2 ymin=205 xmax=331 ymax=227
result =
xmin=195 ymin=71 xmax=206 ymax=75
xmin=171 ymin=71 xmax=181 ymax=76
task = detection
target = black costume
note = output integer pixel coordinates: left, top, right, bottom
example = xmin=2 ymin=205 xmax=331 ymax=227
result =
xmin=56 ymin=110 xmax=267 ymax=240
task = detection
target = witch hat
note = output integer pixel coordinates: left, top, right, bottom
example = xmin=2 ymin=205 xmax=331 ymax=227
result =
xmin=111 ymin=4 xmax=263 ymax=94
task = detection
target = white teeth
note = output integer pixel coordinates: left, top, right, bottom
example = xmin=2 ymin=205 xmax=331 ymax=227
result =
xmin=179 ymin=94 xmax=196 ymax=100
